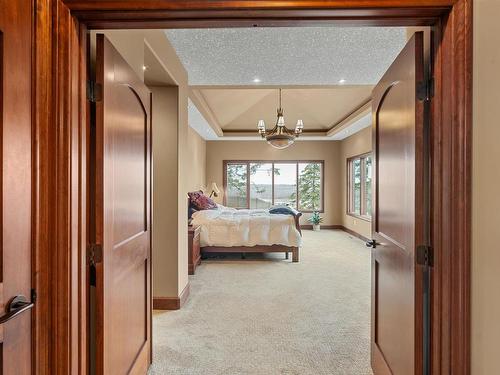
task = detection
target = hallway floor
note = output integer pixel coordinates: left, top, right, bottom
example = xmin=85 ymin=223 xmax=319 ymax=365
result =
xmin=149 ymin=230 xmax=372 ymax=375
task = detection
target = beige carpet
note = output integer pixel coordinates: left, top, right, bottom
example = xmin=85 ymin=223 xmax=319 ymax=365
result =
xmin=149 ymin=230 xmax=372 ymax=375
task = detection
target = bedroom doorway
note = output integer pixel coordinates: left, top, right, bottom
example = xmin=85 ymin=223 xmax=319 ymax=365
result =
xmin=34 ymin=2 xmax=471 ymax=374
xmin=87 ymin=24 xmax=433 ymax=375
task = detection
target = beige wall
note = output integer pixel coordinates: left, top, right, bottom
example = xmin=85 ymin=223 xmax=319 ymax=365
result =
xmin=98 ymin=30 xmax=191 ymax=298
xmin=186 ymin=126 xmax=207 ymax=192
xmin=339 ymin=127 xmax=372 ymax=239
xmin=150 ymin=87 xmax=179 ymax=297
xmin=205 ymin=141 xmax=342 ymax=225
xmin=472 ymin=1 xmax=500 ymax=374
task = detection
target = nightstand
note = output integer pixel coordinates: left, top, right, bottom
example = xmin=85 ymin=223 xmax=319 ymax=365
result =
xmin=188 ymin=225 xmax=201 ymax=275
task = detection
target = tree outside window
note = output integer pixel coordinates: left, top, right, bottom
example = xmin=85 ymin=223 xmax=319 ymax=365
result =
xmin=348 ymin=153 xmax=372 ymax=219
xmin=224 ymin=161 xmax=324 ymax=212
xmin=298 ymin=163 xmax=322 ymax=211
xmin=226 ymin=163 xmax=248 ymax=208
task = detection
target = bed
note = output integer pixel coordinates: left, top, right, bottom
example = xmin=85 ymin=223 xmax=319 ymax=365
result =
xmin=189 ymin=201 xmax=302 ymax=262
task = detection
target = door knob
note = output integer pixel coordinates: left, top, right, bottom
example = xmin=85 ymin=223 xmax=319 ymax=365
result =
xmin=366 ymin=239 xmax=378 ymax=248
xmin=0 ymin=295 xmax=34 ymax=325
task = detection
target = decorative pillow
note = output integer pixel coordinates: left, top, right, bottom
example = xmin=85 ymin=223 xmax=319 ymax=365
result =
xmin=269 ymin=206 xmax=299 ymax=216
xmin=188 ymin=205 xmax=198 ymax=220
xmin=188 ymin=191 xmax=218 ymax=211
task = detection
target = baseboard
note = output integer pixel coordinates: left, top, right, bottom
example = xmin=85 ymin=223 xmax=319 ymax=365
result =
xmin=300 ymin=224 xmax=343 ymax=230
xmin=340 ymin=226 xmax=370 ymax=243
xmin=153 ymin=282 xmax=190 ymax=310
xmin=300 ymin=224 xmax=370 ymax=243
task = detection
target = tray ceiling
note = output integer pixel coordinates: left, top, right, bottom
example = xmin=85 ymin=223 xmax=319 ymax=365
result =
xmin=194 ymin=86 xmax=373 ymax=131
xmin=166 ymin=26 xmax=408 ymax=141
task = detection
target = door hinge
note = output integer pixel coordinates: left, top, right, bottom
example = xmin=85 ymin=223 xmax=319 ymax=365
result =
xmin=87 ymin=243 xmax=103 ymax=265
xmin=417 ymin=77 xmax=434 ymax=102
xmin=416 ymin=245 xmax=434 ymax=267
xmin=86 ymin=80 xmax=102 ymax=103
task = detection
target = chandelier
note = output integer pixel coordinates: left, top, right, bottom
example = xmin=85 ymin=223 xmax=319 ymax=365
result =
xmin=257 ymin=89 xmax=304 ymax=149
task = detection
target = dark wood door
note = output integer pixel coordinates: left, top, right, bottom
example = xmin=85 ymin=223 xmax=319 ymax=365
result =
xmin=92 ymin=34 xmax=152 ymax=375
xmin=0 ymin=1 xmax=34 ymax=373
xmin=371 ymin=32 xmax=426 ymax=375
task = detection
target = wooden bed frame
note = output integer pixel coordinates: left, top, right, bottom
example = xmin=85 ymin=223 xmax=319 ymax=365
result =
xmin=189 ymin=197 xmax=302 ymax=262
xmin=202 ymin=244 xmax=300 ymax=263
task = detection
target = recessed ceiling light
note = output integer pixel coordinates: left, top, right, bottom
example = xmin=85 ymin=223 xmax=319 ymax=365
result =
xmin=253 ymin=77 xmax=261 ymax=83
xmin=339 ymin=78 xmax=347 ymax=84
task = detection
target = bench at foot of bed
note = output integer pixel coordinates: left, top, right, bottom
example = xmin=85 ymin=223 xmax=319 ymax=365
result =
xmin=201 ymin=245 xmax=299 ymax=262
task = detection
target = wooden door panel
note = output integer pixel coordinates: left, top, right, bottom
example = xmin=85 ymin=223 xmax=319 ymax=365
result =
xmin=371 ymin=32 xmax=424 ymax=375
xmin=110 ymin=85 xmax=148 ymax=244
xmin=376 ymin=83 xmax=415 ymax=250
xmin=94 ymin=34 xmax=151 ymax=375
xmin=0 ymin=1 xmax=33 ymax=374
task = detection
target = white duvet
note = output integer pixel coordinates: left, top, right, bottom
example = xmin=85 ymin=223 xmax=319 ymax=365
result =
xmin=191 ymin=206 xmax=302 ymax=248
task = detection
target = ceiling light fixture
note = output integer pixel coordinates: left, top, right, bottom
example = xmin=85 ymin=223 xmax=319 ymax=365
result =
xmin=142 ymin=65 xmax=148 ymax=71
xmin=257 ymin=88 xmax=304 ymax=150
xmin=339 ymin=78 xmax=347 ymax=84
xmin=253 ymin=77 xmax=261 ymax=83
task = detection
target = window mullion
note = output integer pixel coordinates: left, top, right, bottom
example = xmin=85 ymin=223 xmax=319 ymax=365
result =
xmin=347 ymin=159 xmax=354 ymax=213
xmin=272 ymin=162 xmax=275 ymax=206
xmin=361 ymin=157 xmax=366 ymax=216
xmin=246 ymin=162 xmax=250 ymax=209
xmin=296 ymin=162 xmax=299 ymax=210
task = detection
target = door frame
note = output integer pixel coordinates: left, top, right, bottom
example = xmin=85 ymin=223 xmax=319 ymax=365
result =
xmin=32 ymin=1 xmax=472 ymax=374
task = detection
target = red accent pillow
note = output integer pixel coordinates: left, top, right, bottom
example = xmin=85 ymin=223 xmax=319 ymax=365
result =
xmin=188 ymin=191 xmax=218 ymax=211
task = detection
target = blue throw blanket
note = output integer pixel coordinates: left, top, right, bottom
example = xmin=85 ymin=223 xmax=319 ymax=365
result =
xmin=269 ymin=206 xmax=299 ymax=216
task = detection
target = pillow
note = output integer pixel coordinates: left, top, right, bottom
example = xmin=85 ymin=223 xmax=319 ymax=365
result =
xmin=269 ymin=206 xmax=299 ymax=216
xmin=188 ymin=205 xmax=198 ymax=220
xmin=188 ymin=191 xmax=218 ymax=211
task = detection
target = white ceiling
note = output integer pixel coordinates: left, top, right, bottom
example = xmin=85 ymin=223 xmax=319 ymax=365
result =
xmin=188 ymin=99 xmax=219 ymax=140
xmin=172 ymin=26 xmax=408 ymax=141
xmin=165 ymin=27 xmax=407 ymax=86
xmin=144 ymin=44 xmax=177 ymax=86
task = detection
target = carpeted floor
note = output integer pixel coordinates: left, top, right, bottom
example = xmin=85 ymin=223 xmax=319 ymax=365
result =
xmin=149 ymin=230 xmax=372 ymax=375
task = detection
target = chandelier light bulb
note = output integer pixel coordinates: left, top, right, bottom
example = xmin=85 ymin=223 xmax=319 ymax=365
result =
xmin=277 ymin=116 xmax=285 ymax=127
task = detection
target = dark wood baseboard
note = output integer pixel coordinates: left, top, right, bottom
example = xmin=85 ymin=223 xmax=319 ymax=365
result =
xmin=300 ymin=224 xmax=370 ymax=243
xmin=340 ymin=226 xmax=370 ymax=243
xmin=300 ymin=224 xmax=343 ymax=230
xmin=153 ymin=282 xmax=190 ymax=310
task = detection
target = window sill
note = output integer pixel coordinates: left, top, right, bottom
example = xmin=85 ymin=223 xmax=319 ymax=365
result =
xmin=347 ymin=213 xmax=372 ymax=222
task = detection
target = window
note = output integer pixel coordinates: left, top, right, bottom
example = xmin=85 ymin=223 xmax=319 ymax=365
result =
xmin=273 ymin=163 xmax=297 ymax=208
xmin=348 ymin=154 xmax=372 ymax=219
xmin=249 ymin=163 xmax=273 ymax=209
xmin=298 ymin=162 xmax=323 ymax=211
xmin=224 ymin=161 xmax=323 ymax=212
xmin=225 ymin=163 xmax=248 ymax=208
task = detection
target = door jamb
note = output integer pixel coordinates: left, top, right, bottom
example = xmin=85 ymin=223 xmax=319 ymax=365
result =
xmin=32 ymin=1 xmax=472 ymax=374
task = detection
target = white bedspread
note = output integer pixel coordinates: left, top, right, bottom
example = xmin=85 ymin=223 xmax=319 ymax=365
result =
xmin=191 ymin=206 xmax=302 ymax=248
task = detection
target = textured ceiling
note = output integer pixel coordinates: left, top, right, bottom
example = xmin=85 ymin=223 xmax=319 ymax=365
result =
xmin=165 ymin=27 xmax=407 ymax=85
xmin=197 ymin=86 xmax=373 ymax=131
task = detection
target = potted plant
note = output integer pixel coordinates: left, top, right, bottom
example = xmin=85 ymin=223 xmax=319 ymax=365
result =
xmin=308 ymin=211 xmax=323 ymax=231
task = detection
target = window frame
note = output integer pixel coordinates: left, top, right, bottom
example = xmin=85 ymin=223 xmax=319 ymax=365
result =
xmin=347 ymin=152 xmax=372 ymax=221
xmin=223 ymin=160 xmax=325 ymax=213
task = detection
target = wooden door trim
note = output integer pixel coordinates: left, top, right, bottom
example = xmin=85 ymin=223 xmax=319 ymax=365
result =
xmin=33 ymin=1 xmax=472 ymax=374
